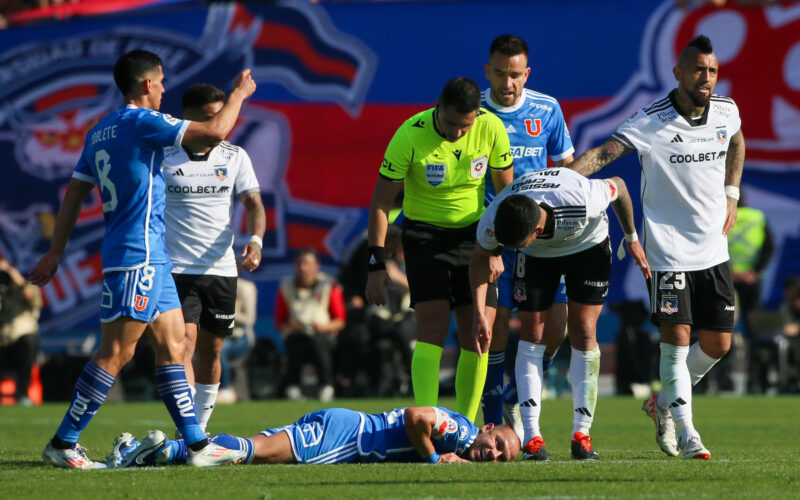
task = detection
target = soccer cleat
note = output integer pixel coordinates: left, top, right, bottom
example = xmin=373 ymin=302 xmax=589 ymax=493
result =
xmin=571 ymin=432 xmax=599 ymax=460
xmin=42 ymin=440 xmax=106 ymax=469
xmin=521 ymin=436 xmax=551 ymax=461
xmin=679 ymin=434 xmax=710 ymax=460
xmin=187 ymin=441 xmax=246 ymax=467
xmin=502 ymin=402 xmax=524 ymax=443
xmin=121 ymin=430 xmax=172 ymax=467
xmin=642 ymin=393 xmax=679 ymax=457
xmin=106 ymin=432 xmax=141 ymax=468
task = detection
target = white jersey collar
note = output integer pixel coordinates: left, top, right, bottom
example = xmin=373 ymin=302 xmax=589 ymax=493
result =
xmin=483 ymin=88 xmax=527 ymax=113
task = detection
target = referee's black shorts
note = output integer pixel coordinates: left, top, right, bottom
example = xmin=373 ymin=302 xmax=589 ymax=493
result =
xmin=402 ymin=219 xmax=477 ymax=308
xmin=172 ymin=273 xmax=237 ymax=337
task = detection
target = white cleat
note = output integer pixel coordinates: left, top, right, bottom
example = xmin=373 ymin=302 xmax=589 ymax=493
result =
xmin=642 ymin=394 xmax=679 ymax=457
xmin=120 ymin=430 xmax=171 ymax=467
xmin=42 ymin=441 xmax=106 ymax=469
xmin=679 ymin=434 xmax=711 ymax=460
xmin=187 ymin=441 xmax=246 ymax=467
xmin=106 ymin=432 xmax=141 ymax=468
xmin=502 ymin=401 xmax=524 ymax=443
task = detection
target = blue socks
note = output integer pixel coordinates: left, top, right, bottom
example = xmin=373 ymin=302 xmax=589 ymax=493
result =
xmin=169 ymin=434 xmax=254 ymax=464
xmin=481 ymin=351 xmax=505 ymax=425
xmin=155 ymin=364 xmax=205 ymax=445
xmin=55 ymin=362 xmax=115 ymax=443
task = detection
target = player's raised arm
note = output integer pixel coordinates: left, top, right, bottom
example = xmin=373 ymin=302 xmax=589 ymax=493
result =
xmin=566 ymin=137 xmax=634 ymax=177
xmin=606 ymin=177 xmax=650 ymax=279
xmin=28 ymin=178 xmax=95 ymax=286
xmin=365 ymin=177 xmax=403 ymax=306
xmin=404 ymin=407 xmax=468 ymax=464
xmin=722 ymin=130 xmax=745 ymax=236
xmin=182 ymin=69 xmax=256 ymax=149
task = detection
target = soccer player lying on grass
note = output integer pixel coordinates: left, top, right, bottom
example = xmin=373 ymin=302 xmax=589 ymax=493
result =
xmin=108 ymin=406 xmax=520 ymax=466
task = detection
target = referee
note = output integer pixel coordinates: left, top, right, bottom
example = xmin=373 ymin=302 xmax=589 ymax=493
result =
xmin=365 ymin=77 xmax=513 ymax=422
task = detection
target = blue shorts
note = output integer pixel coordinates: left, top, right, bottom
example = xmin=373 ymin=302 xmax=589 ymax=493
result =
xmin=498 ymin=249 xmax=567 ymax=309
xmin=100 ymin=262 xmax=181 ymax=323
xmin=261 ymin=408 xmax=361 ymax=464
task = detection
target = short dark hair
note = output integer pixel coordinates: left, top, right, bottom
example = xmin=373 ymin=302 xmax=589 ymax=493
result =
xmin=489 ymin=35 xmax=528 ymax=59
xmin=494 ymin=195 xmax=541 ymax=247
xmin=295 ymin=247 xmax=319 ymax=264
xmin=439 ymin=77 xmax=481 ymax=114
xmin=687 ymin=35 xmax=713 ymax=54
xmin=182 ymin=84 xmax=226 ymax=111
xmin=113 ymin=50 xmax=163 ymax=96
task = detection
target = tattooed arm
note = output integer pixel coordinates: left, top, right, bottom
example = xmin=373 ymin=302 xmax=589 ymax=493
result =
xmin=566 ymin=137 xmax=634 ymax=177
xmin=722 ymin=130 xmax=746 ymax=236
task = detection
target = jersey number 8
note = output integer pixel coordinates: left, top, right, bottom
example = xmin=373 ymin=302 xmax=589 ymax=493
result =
xmin=95 ymin=149 xmax=118 ymax=212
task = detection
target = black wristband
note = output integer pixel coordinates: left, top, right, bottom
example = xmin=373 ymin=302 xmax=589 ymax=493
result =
xmin=368 ymin=246 xmax=386 ymax=271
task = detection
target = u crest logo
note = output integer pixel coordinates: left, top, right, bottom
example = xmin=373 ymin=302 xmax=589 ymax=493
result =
xmin=134 ymin=295 xmax=149 ymax=311
xmin=524 ymin=119 xmax=542 ymax=137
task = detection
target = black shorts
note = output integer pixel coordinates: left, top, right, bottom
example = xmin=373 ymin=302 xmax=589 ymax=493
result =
xmin=402 ymin=219 xmax=476 ymax=308
xmin=512 ymin=238 xmax=611 ymax=312
xmin=172 ymin=273 xmax=237 ymax=337
xmin=646 ymin=261 xmax=735 ymax=331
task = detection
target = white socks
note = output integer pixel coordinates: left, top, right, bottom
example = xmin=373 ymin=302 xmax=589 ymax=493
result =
xmin=194 ymin=383 xmax=219 ymax=432
xmin=686 ymin=342 xmax=720 ymax=386
xmin=570 ymin=346 xmax=600 ymax=436
xmin=515 ymin=340 xmax=546 ymax=444
xmin=659 ymin=343 xmax=697 ymax=438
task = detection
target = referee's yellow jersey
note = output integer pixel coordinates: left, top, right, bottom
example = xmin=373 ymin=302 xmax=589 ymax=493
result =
xmin=379 ymin=108 xmax=512 ymax=228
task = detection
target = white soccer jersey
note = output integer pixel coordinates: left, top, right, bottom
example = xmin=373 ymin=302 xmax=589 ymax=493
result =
xmin=163 ymin=141 xmax=260 ymax=277
xmin=613 ymin=90 xmax=741 ymax=272
xmin=477 ymin=168 xmax=614 ymax=258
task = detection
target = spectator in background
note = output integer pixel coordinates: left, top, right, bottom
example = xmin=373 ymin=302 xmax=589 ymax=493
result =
xmin=778 ymin=277 xmax=800 ymax=391
xmin=216 ymin=276 xmax=258 ymax=404
xmin=728 ymin=195 xmax=773 ymax=338
xmin=0 ymin=256 xmax=42 ymax=406
xmin=276 ymin=249 xmax=345 ymax=401
xmin=337 ymin=213 xmax=413 ymax=397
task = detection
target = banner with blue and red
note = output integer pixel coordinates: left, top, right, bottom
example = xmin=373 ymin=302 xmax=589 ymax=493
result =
xmin=0 ymin=1 xmax=797 ymax=337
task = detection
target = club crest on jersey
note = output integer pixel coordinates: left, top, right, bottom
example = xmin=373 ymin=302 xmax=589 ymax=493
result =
xmin=426 ymin=163 xmax=446 ymax=186
xmin=524 ymin=118 xmax=542 ymax=137
xmin=215 ymin=167 xmax=228 ymax=180
xmin=470 ymin=155 xmax=488 ymax=179
xmin=716 ymin=128 xmax=728 ymax=144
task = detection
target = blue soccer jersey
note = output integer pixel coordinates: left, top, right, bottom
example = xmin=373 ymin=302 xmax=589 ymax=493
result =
xmin=72 ymin=105 xmax=189 ymax=272
xmin=482 ymin=88 xmax=574 ymax=200
xmin=262 ymin=407 xmax=478 ymax=464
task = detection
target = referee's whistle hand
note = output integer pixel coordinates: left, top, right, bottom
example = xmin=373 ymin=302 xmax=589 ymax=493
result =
xmin=365 ymin=270 xmax=390 ymax=306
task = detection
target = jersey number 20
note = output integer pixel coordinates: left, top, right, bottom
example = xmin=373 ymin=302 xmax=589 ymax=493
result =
xmin=95 ymin=149 xmax=118 ymax=212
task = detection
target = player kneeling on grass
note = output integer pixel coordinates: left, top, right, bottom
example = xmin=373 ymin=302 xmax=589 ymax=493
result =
xmin=106 ymin=406 xmax=519 ymax=466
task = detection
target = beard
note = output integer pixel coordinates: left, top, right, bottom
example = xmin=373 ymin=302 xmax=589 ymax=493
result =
xmin=688 ymin=88 xmax=711 ymax=108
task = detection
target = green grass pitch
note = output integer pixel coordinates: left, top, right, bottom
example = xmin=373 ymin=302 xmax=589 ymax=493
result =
xmin=1 ymin=396 xmax=798 ymax=499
